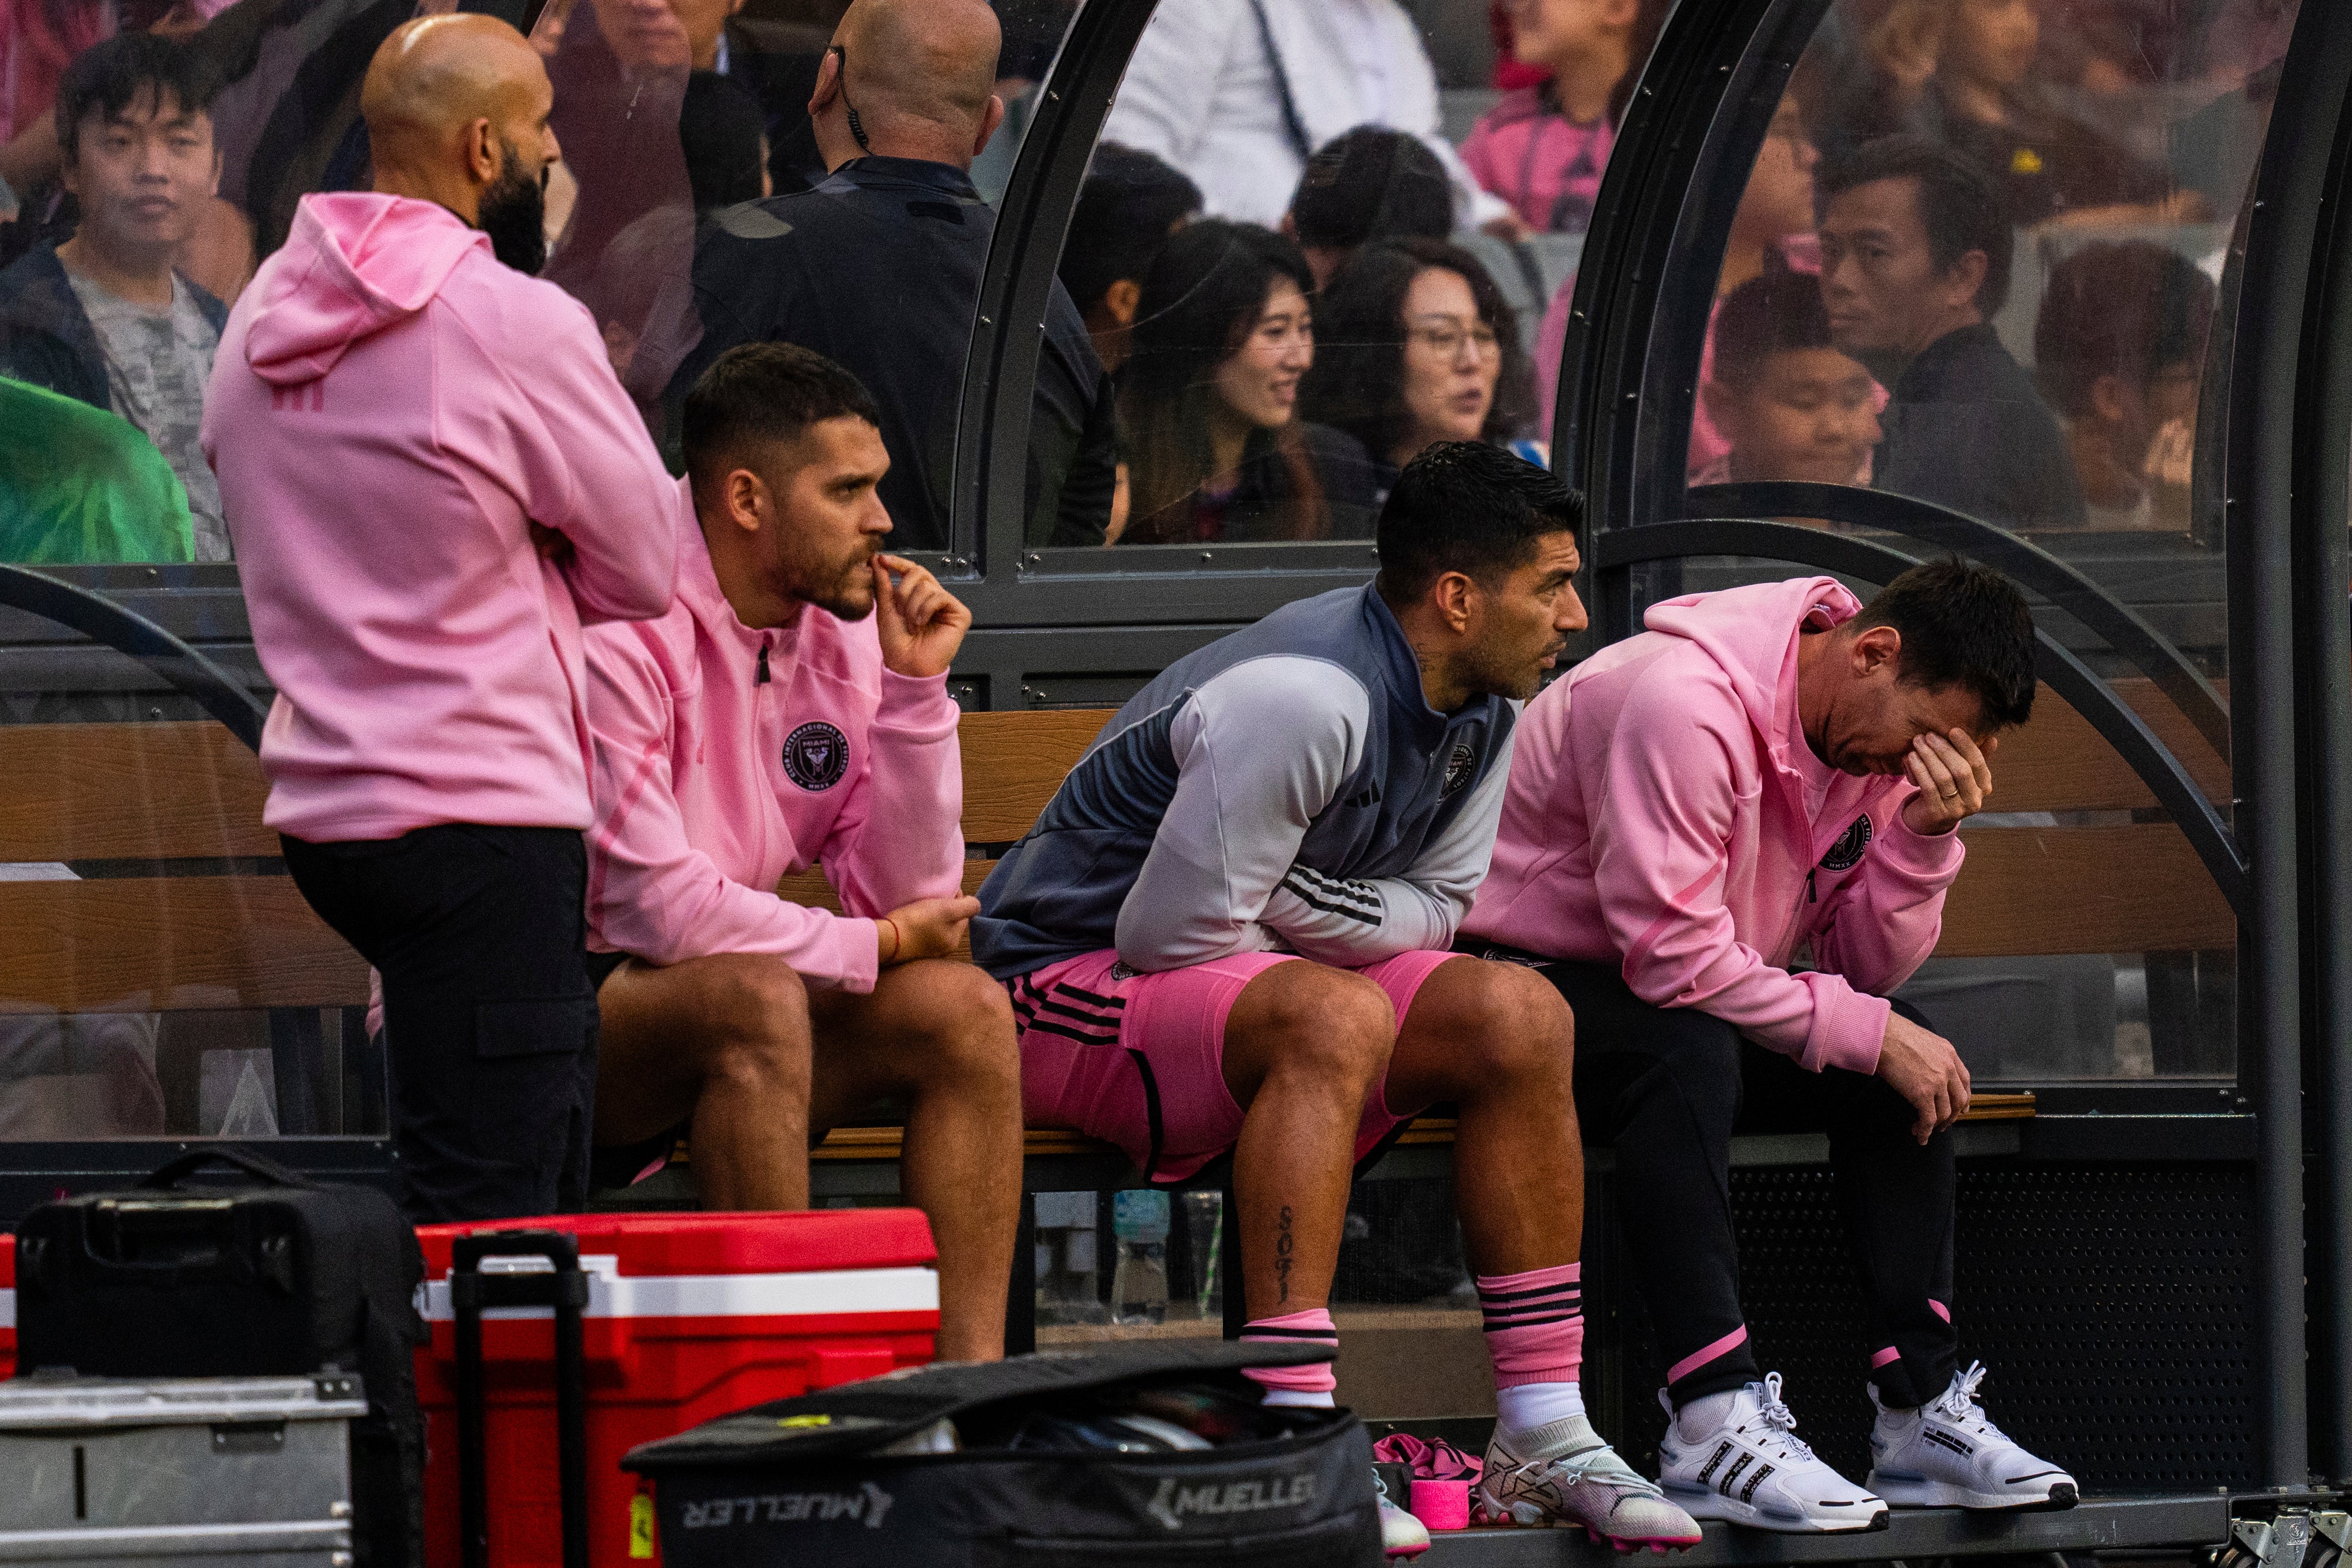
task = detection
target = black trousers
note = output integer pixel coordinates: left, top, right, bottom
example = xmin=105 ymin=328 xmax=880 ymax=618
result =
xmin=283 ymin=824 xmax=599 ymax=1223
xmin=1514 ymin=953 xmax=1958 ymax=1410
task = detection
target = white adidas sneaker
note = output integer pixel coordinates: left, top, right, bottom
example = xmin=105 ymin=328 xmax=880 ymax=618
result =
xmin=1657 ymin=1373 xmax=1889 ymax=1533
xmin=1475 ymin=1415 xmax=1704 ymax=1549
xmin=1867 ymin=1362 xmax=2079 ymax=1511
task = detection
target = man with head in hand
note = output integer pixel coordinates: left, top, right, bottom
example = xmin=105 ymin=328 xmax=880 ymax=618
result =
xmin=583 ymin=343 xmax=1021 ymax=1362
xmin=203 ymin=15 xmax=677 ymax=1222
xmin=1463 ymin=559 xmax=2079 ymax=1528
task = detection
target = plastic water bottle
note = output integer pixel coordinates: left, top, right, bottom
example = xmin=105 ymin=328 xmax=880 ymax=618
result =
xmin=1111 ymin=1190 xmax=1170 ymax=1326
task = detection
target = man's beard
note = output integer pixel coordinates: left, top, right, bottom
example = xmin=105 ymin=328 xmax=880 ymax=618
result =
xmin=479 ymin=142 xmax=547 ymax=276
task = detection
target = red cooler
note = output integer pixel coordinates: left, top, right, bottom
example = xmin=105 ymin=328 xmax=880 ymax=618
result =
xmin=415 ymin=1211 xmax=938 ymax=1568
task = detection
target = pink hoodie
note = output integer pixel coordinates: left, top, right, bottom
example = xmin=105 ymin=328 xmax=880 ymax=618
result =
xmin=202 ymin=193 xmax=677 ymax=841
xmin=1463 ymin=577 xmax=1962 ymax=1074
xmin=583 ymin=482 xmax=964 ymax=991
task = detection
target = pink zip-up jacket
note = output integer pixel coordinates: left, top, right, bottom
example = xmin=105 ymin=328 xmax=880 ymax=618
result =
xmin=583 ymin=482 xmax=964 ymax=991
xmin=202 ymin=193 xmax=677 ymax=841
xmin=1463 ymin=577 xmax=1962 ymax=1074
xmin=1458 ymin=85 xmax=1613 ymax=233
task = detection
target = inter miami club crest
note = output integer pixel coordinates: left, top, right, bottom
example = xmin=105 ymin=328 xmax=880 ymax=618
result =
xmin=782 ymin=720 xmax=850 ymax=792
xmin=1819 ymin=813 xmax=1874 ymax=871
xmin=1442 ymin=743 xmax=1478 ymax=797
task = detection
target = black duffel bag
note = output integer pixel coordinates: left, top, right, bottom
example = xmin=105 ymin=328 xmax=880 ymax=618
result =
xmin=12 ymin=1145 xmax=427 ymax=1568
xmin=625 ymin=1341 xmax=1382 ymax=1567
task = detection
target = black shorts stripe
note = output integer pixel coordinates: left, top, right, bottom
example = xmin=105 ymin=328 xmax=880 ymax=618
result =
xmin=1013 ymin=1014 xmax=1122 ymax=1047
xmin=1050 ymin=981 xmax=1129 ymax=1010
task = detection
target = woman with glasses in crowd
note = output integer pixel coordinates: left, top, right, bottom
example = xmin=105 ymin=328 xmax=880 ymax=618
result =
xmin=1299 ymin=237 xmax=1541 ymax=513
xmin=1116 ymin=219 xmax=1377 ymax=544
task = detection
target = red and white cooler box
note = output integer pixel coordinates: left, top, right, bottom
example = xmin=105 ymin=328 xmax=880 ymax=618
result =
xmin=415 ymin=1210 xmax=939 ymax=1568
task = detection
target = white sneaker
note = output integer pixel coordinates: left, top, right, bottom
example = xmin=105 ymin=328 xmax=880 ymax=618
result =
xmin=1475 ymin=1414 xmax=1705 ymax=1549
xmin=1372 ymin=1472 xmax=1431 ymax=1558
xmin=1657 ymin=1373 xmax=1889 ymax=1533
xmin=1867 ymin=1362 xmax=2079 ymax=1511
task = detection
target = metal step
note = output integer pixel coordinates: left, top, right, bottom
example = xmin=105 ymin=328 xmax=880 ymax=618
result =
xmin=1417 ymin=1493 xmax=2229 ymax=1564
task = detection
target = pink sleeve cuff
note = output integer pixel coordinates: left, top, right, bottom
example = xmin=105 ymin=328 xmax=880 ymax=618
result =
xmin=874 ymin=668 xmax=958 ymax=739
xmin=1876 ymin=800 xmax=1967 ymax=878
xmin=1809 ymin=981 xmax=1892 ymax=1075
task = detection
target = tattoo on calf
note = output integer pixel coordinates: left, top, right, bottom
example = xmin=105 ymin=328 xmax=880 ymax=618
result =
xmin=1276 ymin=1205 xmax=1294 ymax=1303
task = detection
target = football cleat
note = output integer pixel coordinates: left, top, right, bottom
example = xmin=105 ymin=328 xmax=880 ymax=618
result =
xmin=1475 ymin=1415 xmax=1705 ymax=1550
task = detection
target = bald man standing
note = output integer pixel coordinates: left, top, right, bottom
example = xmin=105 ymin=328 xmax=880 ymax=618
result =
xmin=202 ymin=17 xmax=679 ymax=1222
xmin=667 ymin=0 xmax=1117 ymax=549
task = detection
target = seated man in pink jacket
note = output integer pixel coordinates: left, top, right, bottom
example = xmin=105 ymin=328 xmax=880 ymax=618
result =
xmin=1462 ymin=560 xmax=2078 ymax=1528
xmin=582 ymin=343 xmax=1019 ymax=1361
xmin=203 ymin=17 xmax=679 ymax=1222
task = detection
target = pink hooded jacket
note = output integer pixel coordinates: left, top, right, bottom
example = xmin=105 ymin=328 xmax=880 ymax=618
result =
xmin=1458 ymin=86 xmax=1613 ymax=233
xmin=583 ymin=482 xmax=964 ymax=991
xmin=202 ymin=193 xmax=677 ymax=841
xmin=1462 ymin=577 xmax=1962 ymax=1074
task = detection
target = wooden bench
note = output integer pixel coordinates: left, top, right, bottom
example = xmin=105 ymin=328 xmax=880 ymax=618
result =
xmin=0 ymin=663 xmax=2223 ymax=1148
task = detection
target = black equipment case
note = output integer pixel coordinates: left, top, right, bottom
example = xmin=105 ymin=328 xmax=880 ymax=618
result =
xmin=9 ymin=1146 xmax=429 ymax=1568
xmin=623 ymin=1341 xmax=1383 ymax=1567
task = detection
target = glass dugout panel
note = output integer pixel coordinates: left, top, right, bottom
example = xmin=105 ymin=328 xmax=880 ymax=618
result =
xmin=1014 ymin=0 xmax=1666 ymax=563
xmin=0 ymin=681 xmax=379 ymax=1141
xmin=1639 ymin=0 xmax=2294 ymax=1082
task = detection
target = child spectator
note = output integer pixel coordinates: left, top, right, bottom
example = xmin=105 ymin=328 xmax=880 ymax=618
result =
xmin=1300 ymin=236 xmax=1537 ymax=497
xmin=2034 ymin=240 xmax=2214 ymax=531
xmin=0 ymin=34 xmax=230 ymax=560
xmin=1118 ymin=219 xmax=1377 ymax=544
xmin=1696 ymin=265 xmax=1880 ymax=487
xmin=1460 ymin=0 xmax=1668 ymax=235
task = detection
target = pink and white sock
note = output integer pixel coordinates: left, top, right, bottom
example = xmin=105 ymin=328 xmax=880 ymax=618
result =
xmin=1241 ymin=1307 xmax=1338 ymax=1409
xmin=1479 ymin=1263 xmax=1588 ymax=1432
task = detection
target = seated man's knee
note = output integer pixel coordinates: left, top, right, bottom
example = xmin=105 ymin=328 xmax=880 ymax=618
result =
xmin=1256 ymin=965 xmax=1396 ymax=1088
xmin=1660 ymin=1010 xmax=1743 ymax=1121
xmin=900 ymin=959 xmax=1021 ymax=1090
xmin=1445 ymin=958 xmax=1577 ymax=1082
xmin=704 ymin=957 xmax=812 ymax=1094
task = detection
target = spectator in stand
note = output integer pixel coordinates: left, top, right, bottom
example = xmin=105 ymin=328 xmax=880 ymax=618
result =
xmin=681 ymin=68 xmax=770 ymax=213
xmin=1696 ymin=265 xmax=1882 ymax=488
xmin=0 ymin=35 xmax=231 ymax=561
xmin=1285 ymin=126 xmax=1452 ymax=291
xmin=1818 ymin=135 xmax=2085 ymax=530
xmin=584 ymin=344 xmax=1018 ymax=1359
xmin=1299 ymin=236 xmax=1538 ymax=507
xmin=1101 ymin=0 xmax=1509 ymax=232
xmin=2033 ymin=240 xmax=2214 ymax=532
xmin=1815 ymin=0 xmax=2192 ymax=228
xmin=581 ymin=0 xmax=838 ymax=195
xmin=202 ymin=16 xmax=679 ymax=1222
xmin=1060 ymin=142 xmax=1201 ymax=379
xmin=1462 ymin=0 xmax=1668 ymax=236
xmin=672 ymin=0 xmax=1115 ymax=549
xmin=1686 ymin=89 xmax=1828 ymax=474
xmin=1118 ymin=220 xmax=1378 ymax=545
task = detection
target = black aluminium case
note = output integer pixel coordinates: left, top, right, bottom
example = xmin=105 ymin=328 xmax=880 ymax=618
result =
xmin=624 ymin=1341 xmax=1384 ymax=1567
xmin=10 ymin=1145 xmax=429 ymax=1568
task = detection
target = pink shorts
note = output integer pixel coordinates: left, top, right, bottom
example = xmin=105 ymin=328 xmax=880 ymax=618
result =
xmin=1008 ymin=947 xmax=1462 ymax=1183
